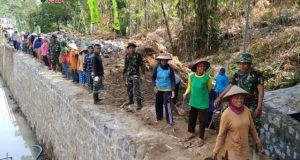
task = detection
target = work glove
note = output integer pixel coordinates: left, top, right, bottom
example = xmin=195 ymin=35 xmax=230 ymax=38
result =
xmin=171 ymin=91 xmax=175 ymax=98
xmin=94 ymin=76 xmax=99 ymax=82
xmin=183 ymin=93 xmax=187 ymax=99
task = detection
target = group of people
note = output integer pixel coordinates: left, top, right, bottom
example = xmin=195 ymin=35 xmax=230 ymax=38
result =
xmin=122 ymin=44 xmax=265 ymax=159
xmin=4 ymin=28 xmax=265 ymax=159
xmin=147 ymin=53 xmax=264 ymax=160
xmin=3 ymin=30 xmax=106 ymax=104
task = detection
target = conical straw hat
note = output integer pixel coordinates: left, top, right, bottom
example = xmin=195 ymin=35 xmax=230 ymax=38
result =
xmin=188 ymin=58 xmax=210 ymax=72
xmin=79 ymin=46 xmax=88 ymax=53
xmin=222 ymin=85 xmax=251 ymax=101
xmin=68 ymin=43 xmax=78 ymax=50
xmin=156 ymin=54 xmax=172 ymax=60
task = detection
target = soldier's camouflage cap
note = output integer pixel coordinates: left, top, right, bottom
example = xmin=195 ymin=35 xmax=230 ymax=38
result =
xmin=238 ymin=53 xmax=252 ymax=63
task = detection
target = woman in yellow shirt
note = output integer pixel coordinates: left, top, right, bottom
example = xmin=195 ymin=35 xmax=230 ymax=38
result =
xmin=183 ymin=59 xmax=212 ymax=147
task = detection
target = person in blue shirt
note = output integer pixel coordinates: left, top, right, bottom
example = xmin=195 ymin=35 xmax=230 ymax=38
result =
xmin=152 ymin=54 xmax=176 ymax=126
xmin=214 ymin=67 xmax=229 ymax=95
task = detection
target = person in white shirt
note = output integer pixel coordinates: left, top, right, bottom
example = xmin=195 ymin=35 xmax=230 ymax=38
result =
xmin=11 ymin=31 xmax=19 ymax=50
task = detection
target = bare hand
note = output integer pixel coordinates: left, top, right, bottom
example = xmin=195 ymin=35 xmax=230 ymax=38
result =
xmin=255 ymin=107 xmax=262 ymax=117
xmin=257 ymin=143 xmax=263 ymax=153
xmin=214 ymin=97 xmax=220 ymax=108
xmin=140 ymin=74 xmax=145 ymax=80
xmin=154 ymin=87 xmax=158 ymax=93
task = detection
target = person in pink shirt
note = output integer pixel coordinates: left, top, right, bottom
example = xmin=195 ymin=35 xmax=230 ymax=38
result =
xmin=41 ymin=38 xmax=50 ymax=68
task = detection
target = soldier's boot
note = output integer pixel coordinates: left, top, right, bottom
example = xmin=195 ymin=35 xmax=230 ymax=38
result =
xmin=124 ymin=97 xmax=134 ymax=106
xmin=93 ymin=93 xmax=102 ymax=105
xmin=88 ymin=85 xmax=93 ymax=94
xmin=136 ymin=99 xmax=143 ymax=112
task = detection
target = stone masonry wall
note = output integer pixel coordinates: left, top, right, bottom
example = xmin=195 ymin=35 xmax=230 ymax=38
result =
xmin=0 ymin=45 xmax=149 ymax=160
xmin=260 ymin=106 xmax=300 ymax=160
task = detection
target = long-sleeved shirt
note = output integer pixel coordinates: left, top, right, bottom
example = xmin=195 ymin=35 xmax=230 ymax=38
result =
xmin=213 ymin=107 xmax=261 ymax=160
xmin=83 ymin=52 xmax=93 ymax=73
xmin=123 ymin=52 xmax=147 ymax=76
xmin=69 ymin=50 xmax=78 ymax=70
xmin=92 ymin=53 xmax=104 ymax=77
xmin=77 ymin=54 xmax=84 ymax=72
xmin=41 ymin=42 xmax=49 ymax=56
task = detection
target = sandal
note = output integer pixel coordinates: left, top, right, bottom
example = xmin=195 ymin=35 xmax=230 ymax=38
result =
xmin=198 ymin=139 xmax=204 ymax=147
xmin=182 ymin=134 xmax=195 ymax=142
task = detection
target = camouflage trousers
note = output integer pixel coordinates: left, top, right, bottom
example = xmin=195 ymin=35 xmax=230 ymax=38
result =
xmin=126 ymin=75 xmax=142 ymax=101
xmin=93 ymin=76 xmax=103 ymax=94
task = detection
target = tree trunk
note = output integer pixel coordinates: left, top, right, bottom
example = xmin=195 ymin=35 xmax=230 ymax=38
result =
xmin=195 ymin=0 xmax=209 ymax=53
xmin=160 ymin=1 xmax=175 ymax=52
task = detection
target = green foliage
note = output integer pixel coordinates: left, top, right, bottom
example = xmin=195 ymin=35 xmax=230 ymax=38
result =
xmin=0 ymin=0 xmax=38 ymax=31
xmin=29 ymin=2 xmax=72 ymax=32
xmin=261 ymin=11 xmax=273 ymax=22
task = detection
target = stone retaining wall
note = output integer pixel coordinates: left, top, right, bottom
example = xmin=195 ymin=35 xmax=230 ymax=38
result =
xmin=260 ymin=106 xmax=300 ymax=159
xmin=0 ymin=45 xmax=147 ymax=160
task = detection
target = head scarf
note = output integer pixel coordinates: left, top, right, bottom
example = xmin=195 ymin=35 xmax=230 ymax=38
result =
xmin=229 ymin=97 xmax=244 ymax=115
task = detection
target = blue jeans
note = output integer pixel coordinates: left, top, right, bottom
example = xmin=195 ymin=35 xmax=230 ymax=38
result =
xmin=71 ymin=69 xmax=79 ymax=83
xmin=155 ymin=91 xmax=173 ymax=124
xmin=62 ymin=63 xmax=71 ymax=79
xmin=85 ymin=72 xmax=93 ymax=91
xmin=78 ymin=71 xmax=85 ymax=84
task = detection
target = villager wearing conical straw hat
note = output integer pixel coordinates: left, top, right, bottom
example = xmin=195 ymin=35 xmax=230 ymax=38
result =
xmin=212 ymin=85 xmax=263 ymax=160
xmin=152 ymin=54 xmax=176 ymax=127
xmin=68 ymin=42 xmax=79 ymax=83
xmin=182 ymin=58 xmax=212 ymax=147
xmin=77 ymin=46 xmax=88 ymax=87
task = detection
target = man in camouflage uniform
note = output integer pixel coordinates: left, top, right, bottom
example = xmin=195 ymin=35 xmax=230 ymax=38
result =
xmin=123 ymin=43 xmax=147 ymax=111
xmin=232 ymin=54 xmax=264 ymax=130
xmin=49 ymin=34 xmax=61 ymax=71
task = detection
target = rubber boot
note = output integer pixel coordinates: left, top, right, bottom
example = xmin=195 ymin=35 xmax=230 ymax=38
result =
xmin=136 ymin=99 xmax=143 ymax=112
xmin=124 ymin=97 xmax=134 ymax=106
xmin=93 ymin=93 xmax=101 ymax=105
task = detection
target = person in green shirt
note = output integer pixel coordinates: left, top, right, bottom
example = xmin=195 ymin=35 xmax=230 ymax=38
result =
xmin=183 ymin=59 xmax=212 ymax=147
